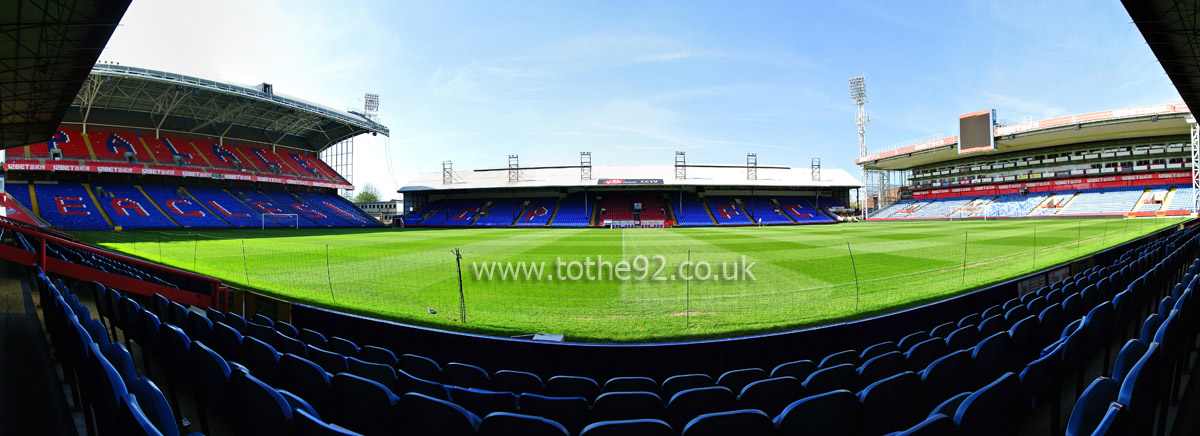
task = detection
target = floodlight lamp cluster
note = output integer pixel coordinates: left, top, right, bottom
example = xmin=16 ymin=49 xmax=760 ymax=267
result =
xmin=849 ymin=76 xmax=868 ymax=105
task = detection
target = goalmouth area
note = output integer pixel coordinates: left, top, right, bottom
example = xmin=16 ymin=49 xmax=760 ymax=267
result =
xmin=76 ymin=217 xmax=1183 ymax=342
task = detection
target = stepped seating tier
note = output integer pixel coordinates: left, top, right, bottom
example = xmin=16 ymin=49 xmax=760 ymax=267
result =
xmin=514 ymin=199 xmax=555 ymax=226
xmin=707 ymin=196 xmax=750 ymax=225
xmin=261 ymin=190 xmax=353 ymax=227
xmin=184 ymin=186 xmax=268 ymax=228
xmin=421 ymin=200 xmax=484 ymax=226
xmin=140 ymin=184 xmax=233 ymax=228
xmin=89 ymin=183 xmax=177 ymax=229
xmin=744 ymin=197 xmax=793 ymax=224
xmin=32 ymin=182 xmax=111 ymax=230
xmin=549 ymin=195 xmax=591 ymax=227
xmin=777 ymin=197 xmax=836 ymax=223
xmin=674 ymin=192 xmax=714 ymax=226
xmin=473 ymin=199 xmax=521 ymax=226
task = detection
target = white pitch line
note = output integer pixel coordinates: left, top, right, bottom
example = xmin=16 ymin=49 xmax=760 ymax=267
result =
xmin=620 ymin=228 xmax=627 ymax=300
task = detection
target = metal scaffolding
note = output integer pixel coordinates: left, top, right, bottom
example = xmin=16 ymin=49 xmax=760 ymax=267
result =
xmin=746 ymin=153 xmax=758 ymax=180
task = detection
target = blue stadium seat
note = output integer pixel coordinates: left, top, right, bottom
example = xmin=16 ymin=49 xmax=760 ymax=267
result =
xmin=770 ymin=361 xmax=816 ymax=381
xmin=397 ymin=392 xmax=481 ymax=436
xmin=518 ymin=393 xmax=591 ymax=436
xmin=592 ymin=391 xmax=664 ymax=422
xmin=306 ymin=345 xmax=349 ymax=375
xmin=681 ymin=409 xmax=774 ymax=436
xmin=396 ymin=368 xmax=449 ymax=400
xmin=953 ymin=372 xmax=1018 ymax=436
xmin=359 ymin=345 xmax=398 ymax=367
xmin=546 ymin=375 xmax=601 ymax=403
xmin=920 ymin=349 xmax=973 ymax=408
xmin=857 ymin=371 xmax=923 ymax=436
xmin=905 ymin=337 xmax=948 ymax=372
xmin=861 ymin=341 xmax=899 ymax=361
xmin=397 ymin=353 xmax=442 ymax=382
xmin=347 ymin=356 xmax=397 ymax=390
xmin=446 ymin=386 xmax=519 ymax=418
xmin=293 ymin=408 xmax=363 ymax=436
xmin=666 ymin=386 xmax=737 ymax=430
xmin=820 ymin=349 xmax=859 ymax=368
xmin=477 ymin=412 xmax=570 ymax=436
xmin=603 ymin=376 xmax=658 ymax=393
xmin=492 ymin=369 xmax=544 ymax=395
xmin=803 ymin=363 xmax=858 ymax=394
xmin=444 ymin=362 xmax=491 ymax=389
xmin=1065 ymin=377 xmax=1119 ymax=436
xmin=580 ymin=419 xmax=674 ymax=436
xmin=189 ymin=341 xmax=232 ymax=432
xmin=327 ymin=373 xmax=401 ymax=436
xmin=774 ymin=389 xmax=859 ymax=436
xmin=858 ymin=351 xmax=907 ymax=387
xmin=240 ymin=335 xmax=281 ymax=385
xmin=229 ymin=372 xmax=293 ymax=436
xmin=300 ymin=328 xmax=328 ymax=348
xmin=898 ymin=331 xmax=930 ymax=353
xmin=278 ymin=353 xmax=332 ymax=415
xmin=945 ymin=325 xmax=980 ymax=351
xmin=127 ymin=376 xmax=181 ymax=436
xmin=971 ymin=332 xmax=1011 ymax=388
xmin=325 ymin=337 xmax=360 ymax=358
xmin=883 ymin=413 xmax=958 ymax=436
xmin=737 ymin=376 xmax=803 ymax=417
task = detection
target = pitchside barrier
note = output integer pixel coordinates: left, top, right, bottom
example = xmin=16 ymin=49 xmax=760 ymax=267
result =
xmin=280 ymin=218 xmax=1197 ymax=381
xmin=0 ymin=216 xmax=228 ymax=311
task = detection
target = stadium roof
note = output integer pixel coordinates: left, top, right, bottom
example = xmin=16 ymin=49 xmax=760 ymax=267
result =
xmin=60 ymin=64 xmax=390 ymax=153
xmin=400 ymin=164 xmax=862 ymax=193
xmin=856 ymin=104 xmax=1192 ymax=170
xmin=0 ymin=0 xmax=130 ymax=149
xmin=1125 ymin=0 xmax=1200 ymax=113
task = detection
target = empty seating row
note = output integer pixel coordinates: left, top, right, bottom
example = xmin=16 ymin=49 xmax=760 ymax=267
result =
xmin=18 ymin=127 xmax=346 ymax=183
xmin=5 ymin=181 xmax=379 ymax=230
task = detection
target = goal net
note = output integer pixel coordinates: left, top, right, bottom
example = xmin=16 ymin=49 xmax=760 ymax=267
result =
xmin=261 ymin=213 xmax=300 ymax=229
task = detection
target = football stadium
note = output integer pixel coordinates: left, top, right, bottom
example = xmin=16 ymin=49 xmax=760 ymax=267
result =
xmin=3 ymin=1 xmax=1200 ymax=436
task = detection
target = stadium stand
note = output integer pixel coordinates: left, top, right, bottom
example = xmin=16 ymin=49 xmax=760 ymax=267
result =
xmin=227 ymin=189 xmax=306 ymax=227
xmin=139 ymin=184 xmax=232 ymax=228
xmin=404 ymin=200 xmax=444 ymax=226
xmin=975 ymin=194 xmax=1049 ymax=218
xmin=30 ymin=220 xmax=1187 ymax=436
xmin=24 ymin=128 xmax=93 ymax=159
xmin=89 ymin=182 xmax=178 ymax=229
xmin=673 ymin=193 xmax=715 ymax=227
xmin=514 ymin=198 xmax=555 ymax=227
xmin=146 ymin=136 xmax=208 ymax=167
xmin=33 ymin=182 xmax=111 ymax=230
xmin=261 ymin=190 xmax=350 ymax=227
xmin=908 ymin=197 xmax=973 ymax=218
xmin=597 ymin=192 xmax=636 ymax=223
xmin=1058 ymin=188 xmax=1146 ymax=215
xmin=473 ymin=199 xmax=521 ymax=226
xmin=874 ymin=184 xmax=1197 ymax=220
xmin=777 ymin=197 xmax=836 ymax=224
xmin=743 ymin=197 xmax=793 ymax=224
xmin=185 ymin=186 xmax=265 ymax=228
xmin=707 ymin=196 xmax=751 ymax=225
xmin=549 ymin=194 xmax=591 ymax=227
xmin=87 ymin=130 xmax=145 ymax=162
xmin=1166 ymin=187 xmax=1194 ymax=212
xmin=300 ymin=192 xmax=377 ymax=226
xmin=421 ymin=200 xmax=485 ymax=226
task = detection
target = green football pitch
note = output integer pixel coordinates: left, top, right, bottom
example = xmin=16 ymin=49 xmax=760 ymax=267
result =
xmin=75 ymin=217 xmax=1182 ymax=342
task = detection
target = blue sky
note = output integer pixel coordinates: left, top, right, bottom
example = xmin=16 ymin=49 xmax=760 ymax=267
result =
xmin=99 ymin=0 xmax=1180 ymax=199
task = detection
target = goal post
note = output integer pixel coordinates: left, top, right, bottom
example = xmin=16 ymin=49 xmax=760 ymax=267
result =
xmin=261 ymin=213 xmax=300 ymax=229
